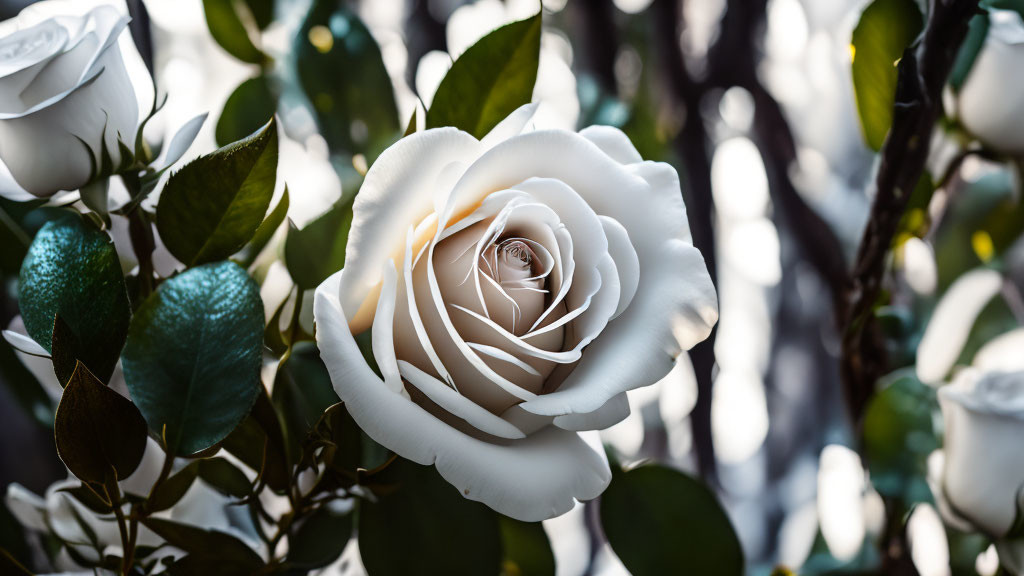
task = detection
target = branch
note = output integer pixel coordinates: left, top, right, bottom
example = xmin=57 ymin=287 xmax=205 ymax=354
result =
xmin=840 ymin=0 xmax=981 ymax=426
xmin=652 ymin=0 xmax=718 ymax=481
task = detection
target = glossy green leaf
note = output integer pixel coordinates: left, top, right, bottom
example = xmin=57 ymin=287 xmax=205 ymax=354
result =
xmin=54 ymin=362 xmax=148 ymax=484
xmin=216 ymin=75 xmax=277 ymax=147
xmin=287 ymin=504 xmax=353 ymax=569
xmin=426 ymin=11 xmax=541 ymax=138
xmin=359 ymin=458 xmax=502 ymax=575
xmin=600 ymin=464 xmax=743 ymax=576
xmin=284 ymin=201 xmax=352 ymax=289
xmin=950 ymin=13 xmax=990 ymax=91
xmin=851 ymin=0 xmax=923 ymax=151
xmin=156 ymin=118 xmax=278 ymax=267
xmin=197 ymin=457 xmax=251 ymax=498
xmin=500 ymin=517 xmax=555 ymax=576
xmin=19 ymin=216 xmax=130 ymax=382
xmin=203 ymin=0 xmax=267 ymax=64
xmin=295 ymin=1 xmax=399 ymax=159
xmin=121 ymin=261 xmax=264 ymax=455
xmin=143 ymin=517 xmax=264 ymax=575
xmin=273 ymin=341 xmax=340 ymax=459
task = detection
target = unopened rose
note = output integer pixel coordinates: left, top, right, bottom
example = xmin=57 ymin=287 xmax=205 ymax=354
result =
xmin=0 ymin=0 xmax=138 ymax=200
xmin=957 ymin=9 xmax=1024 ymax=155
xmin=939 ymin=368 xmax=1024 ymax=571
xmin=314 ymin=104 xmax=718 ymax=521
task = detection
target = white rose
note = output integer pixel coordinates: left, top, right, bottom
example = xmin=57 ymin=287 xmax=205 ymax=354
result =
xmin=939 ymin=368 xmax=1024 ymax=571
xmin=957 ymin=9 xmax=1024 ymax=155
xmin=0 ymin=0 xmax=139 ymax=200
xmin=313 ymin=104 xmax=718 ymax=521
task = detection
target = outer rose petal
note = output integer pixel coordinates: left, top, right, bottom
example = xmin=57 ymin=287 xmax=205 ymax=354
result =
xmin=340 ymin=127 xmax=480 ymax=327
xmin=315 ymin=271 xmax=611 ymax=521
xmin=579 ymin=124 xmax=644 ymax=165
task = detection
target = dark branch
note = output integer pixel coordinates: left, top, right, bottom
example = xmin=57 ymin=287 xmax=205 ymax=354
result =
xmin=840 ymin=0 xmax=981 ymax=427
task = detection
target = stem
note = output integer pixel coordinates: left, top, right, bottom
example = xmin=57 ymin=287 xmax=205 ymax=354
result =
xmin=106 ymin=482 xmax=132 ymax=576
xmin=127 ymin=209 xmax=155 ymax=301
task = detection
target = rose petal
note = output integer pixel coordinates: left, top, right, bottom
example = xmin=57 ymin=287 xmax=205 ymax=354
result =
xmin=315 ymin=271 xmax=611 ymax=521
xmin=553 ymin=391 xmax=630 ymax=431
xmin=340 ymin=128 xmax=480 ymax=327
xmin=520 ymin=241 xmax=717 ymax=416
xmin=598 ymin=215 xmax=640 ymax=319
xmin=916 ymin=268 xmax=1003 ymax=385
xmin=579 ymin=125 xmax=644 ymax=165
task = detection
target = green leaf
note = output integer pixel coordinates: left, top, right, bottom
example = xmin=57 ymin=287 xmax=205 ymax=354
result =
xmin=358 ymin=458 xmax=502 ymax=576
xmin=54 ymin=362 xmax=148 ymax=484
xmin=863 ymin=369 xmax=939 ymax=502
xmin=148 ymin=462 xmax=199 ymax=513
xmin=272 ymin=342 xmax=340 ymax=459
xmin=426 ymin=11 xmax=541 ymax=138
xmin=295 ymin=1 xmax=400 ymax=159
xmin=500 ymin=517 xmax=555 ymax=576
xmin=244 ymin=0 xmax=274 ymax=29
xmin=286 ymin=504 xmax=353 ymax=569
xmin=950 ymin=13 xmax=990 ymax=91
xmin=60 ymin=483 xmax=114 ymax=514
xmin=202 ymin=0 xmax=267 ymax=65
xmin=600 ymin=464 xmax=744 ymax=576
xmin=197 ymin=457 xmax=252 ymax=499
xmin=222 ymin=388 xmax=291 ymax=492
xmin=121 ymin=261 xmax=264 ymax=455
xmin=143 ymin=517 xmax=264 ymax=574
xmin=851 ymin=0 xmax=924 ymax=151
xmin=19 ymin=216 xmax=130 ymax=382
xmin=216 ymin=75 xmax=277 ymax=148
xmin=156 ymin=117 xmax=278 ymax=267
xmin=51 ymin=314 xmax=80 ymax=387
xmin=403 ymin=108 xmax=417 ymax=137
xmin=238 ymin=186 xmax=289 ymax=266
xmin=284 ymin=201 xmax=352 ymax=289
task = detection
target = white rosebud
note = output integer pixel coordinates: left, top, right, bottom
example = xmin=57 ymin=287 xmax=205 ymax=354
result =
xmin=0 ymin=0 xmax=140 ymax=200
xmin=957 ymin=10 xmax=1024 ymax=155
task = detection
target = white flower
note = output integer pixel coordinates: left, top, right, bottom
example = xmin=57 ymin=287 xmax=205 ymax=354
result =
xmin=0 ymin=0 xmax=139 ymax=200
xmin=957 ymin=9 xmax=1024 ymax=155
xmin=939 ymin=368 xmax=1024 ymax=572
xmin=313 ymin=104 xmax=718 ymax=521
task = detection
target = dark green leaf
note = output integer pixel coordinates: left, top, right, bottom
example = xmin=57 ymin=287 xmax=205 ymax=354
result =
xmin=19 ymin=216 xmax=130 ymax=382
xmin=287 ymin=504 xmax=353 ymax=569
xmin=244 ymin=0 xmax=274 ymax=29
xmin=197 ymin=457 xmax=252 ymax=499
xmin=203 ymin=0 xmax=267 ymax=64
xmin=54 ymin=362 xmax=148 ymax=484
xmin=59 ymin=483 xmax=114 ymax=514
xmin=156 ymin=118 xmax=278 ymax=266
xmin=216 ymin=75 xmax=277 ymax=147
xmin=851 ymin=0 xmax=924 ymax=151
xmin=863 ymin=369 xmax=939 ymax=502
xmin=403 ymin=107 xmax=417 ymax=137
xmin=600 ymin=464 xmax=743 ymax=576
xmin=273 ymin=342 xmax=340 ymax=459
xmin=0 ymin=197 xmax=43 ymax=275
xmin=222 ymin=388 xmax=290 ymax=492
xmin=950 ymin=13 xmax=990 ymax=91
xmin=284 ymin=201 xmax=352 ymax=289
xmin=148 ymin=462 xmax=199 ymax=513
xmin=426 ymin=11 xmax=541 ymax=138
xmin=239 ymin=186 xmax=289 ymax=266
xmin=295 ymin=1 xmax=399 ymax=159
xmin=359 ymin=458 xmax=502 ymax=576
xmin=500 ymin=517 xmax=555 ymax=576
xmin=121 ymin=261 xmax=264 ymax=455
xmin=143 ymin=517 xmax=264 ymax=574
xmin=50 ymin=315 xmax=79 ymax=387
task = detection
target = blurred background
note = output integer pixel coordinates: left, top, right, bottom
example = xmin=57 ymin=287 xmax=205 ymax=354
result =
xmin=1 ymin=0 xmax=1009 ymax=574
